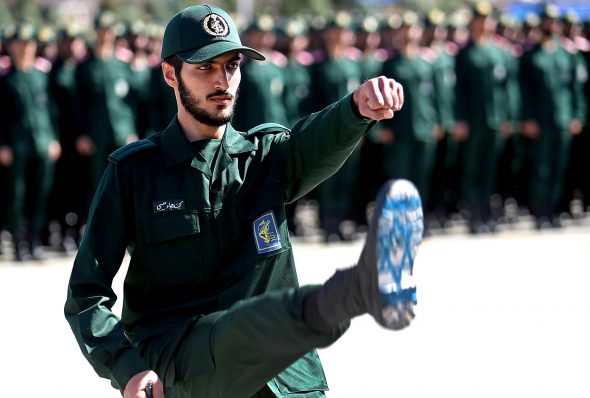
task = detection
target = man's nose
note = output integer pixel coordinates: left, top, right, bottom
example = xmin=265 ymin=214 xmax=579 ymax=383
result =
xmin=214 ymin=69 xmax=230 ymax=90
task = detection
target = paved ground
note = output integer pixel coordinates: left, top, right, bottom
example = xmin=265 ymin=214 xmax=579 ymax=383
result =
xmin=1 ymin=220 xmax=589 ymax=397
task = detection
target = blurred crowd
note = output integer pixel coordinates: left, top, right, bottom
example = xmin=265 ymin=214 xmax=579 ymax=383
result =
xmin=0 ymin=1 xmax=589 ymax=261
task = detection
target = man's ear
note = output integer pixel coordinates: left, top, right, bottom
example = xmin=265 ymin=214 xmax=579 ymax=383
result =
xmin=162 ymin=62 xmax=178 ymax=89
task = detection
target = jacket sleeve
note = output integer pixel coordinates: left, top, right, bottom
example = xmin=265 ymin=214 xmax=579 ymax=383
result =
xmin=64 ymin=162 xmax=150 ymax=392
xmin=277 ymin=93 xmax=374 ymax=202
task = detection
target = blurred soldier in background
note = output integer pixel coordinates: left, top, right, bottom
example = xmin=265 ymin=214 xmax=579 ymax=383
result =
xmin=453 ymin=1 xmax=516 ymax=234
xmin=125 ymin=20 xmax=153 ymax=140
xmin=355 ymin=14 xmax=389 ymax=222
xmin=379 ymin=10 xmax=443 ymax=230
xmin=354 ymin=14 xmax=387 ymax=82
xmin=309 ymin=11 xmax=363 ymax=242
xmin=147 ymin=23 xmax=177 ymax=136
xmin=560 ymin=10 xmax=590 ymax=218
xmin=275 ymin=17 xmax=313 ymax=128
xmin=519 ymin=4 xmax=588 ymax=228
xmin=0 ymin=29 xmax=11 ymax=236
xmin=0 ymin=23 xmax=61 ymax=261
xmin=274 ymin=17 xmax=314 ymax=235
xmin=422 ymin=9 xmax=459 ymax=227
xmin=75 ymin=11 xmax=138 ymax=217
xmin=47 ymin=23 xmax=88 ymax=252
xmin=232 ymin=14 xmax=288 ymax=131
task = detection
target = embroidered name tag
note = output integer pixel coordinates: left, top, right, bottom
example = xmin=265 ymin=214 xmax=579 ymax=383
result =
xmin=253 ymin=211 xmax=282 ymax=254
xmin=153 ymin=199 xmax=185 ymax=213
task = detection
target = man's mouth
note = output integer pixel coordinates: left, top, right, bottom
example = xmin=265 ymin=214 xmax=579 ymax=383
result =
xmin=208 ymin=92 xmax=233 ymax=104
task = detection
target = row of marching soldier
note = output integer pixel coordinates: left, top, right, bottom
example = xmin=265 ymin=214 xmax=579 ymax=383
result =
xmin=0 ymin=2 xmax=588 ymax=260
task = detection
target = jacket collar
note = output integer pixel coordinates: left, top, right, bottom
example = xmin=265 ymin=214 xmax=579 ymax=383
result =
xmin=161 ymin=117 xmax=256 ymax=167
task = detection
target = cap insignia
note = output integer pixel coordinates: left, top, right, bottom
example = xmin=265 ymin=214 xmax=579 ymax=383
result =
xmin=202 ymin=13 xmax=230 ymax=37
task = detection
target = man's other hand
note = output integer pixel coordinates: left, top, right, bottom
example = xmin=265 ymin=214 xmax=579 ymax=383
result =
xmin=124 ymin=370 xmax=163 ymax=398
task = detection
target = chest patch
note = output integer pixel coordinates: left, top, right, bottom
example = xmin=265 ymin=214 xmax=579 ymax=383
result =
xmin=153 ymin=199 xmax=185 ymax=213
xmin=253 ymin=211 xmax=282 ymax=254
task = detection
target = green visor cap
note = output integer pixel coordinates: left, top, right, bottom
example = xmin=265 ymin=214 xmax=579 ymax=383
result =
xmin=161 ymin=5 xmax=265 ymax=63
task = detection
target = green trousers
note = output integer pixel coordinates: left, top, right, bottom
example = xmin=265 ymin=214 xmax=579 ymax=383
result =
xmin=133 ymin=287 xmax=348 ymax=398
xmin=6 ymin=148 xmax=54 ymax=233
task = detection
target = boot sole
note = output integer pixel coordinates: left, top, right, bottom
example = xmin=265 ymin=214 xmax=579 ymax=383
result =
xmin=376 ymin=180 xmax=423 ymax=326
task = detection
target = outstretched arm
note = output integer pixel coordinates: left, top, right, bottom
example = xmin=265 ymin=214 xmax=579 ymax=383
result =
xmin=278 ymin=76 xmax=404 ymax=202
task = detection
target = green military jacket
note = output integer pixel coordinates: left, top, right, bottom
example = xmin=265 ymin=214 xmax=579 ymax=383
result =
xmin=454 ymin=39 xmax=514 ymax=131
xmin=282 ymin=57 xmax=312 ymax=128
xmin=75 ymin=53 xmax=136 ymax=148
xmin=381 ymin=53 xmax=439 ymax=142
xmin=520 ymin=37 xmax=588 ymax=131
xmin=0 ymin=67 xmax=57 ymax=156
xmin=50 ymin=59 xmax=81 ymax=149
xmin=64 ymin=94 xmax=372 ymax=392
xmin=309 ymin=55 xmax=362 ymax=112
xmin=232 ymin=58 xmax=288 ymax=131
xmin=431 ymin=46 xmax=456 ymax=132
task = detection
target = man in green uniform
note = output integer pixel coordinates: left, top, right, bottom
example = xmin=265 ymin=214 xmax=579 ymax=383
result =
xmin=64 ymin=5 xmax=423 ymax=398
xmin=309 ymin=11 xmax=364 ymax=241
xmin=421 ymin=9 xmax=461 ymax=226
xmin=453 ymin=1 xmax=516 ymax=233
xmin=47 ymin=24 xmax=88 ymax=251
xmin=379 ymin=11 xmax=443 ymax=219
xmin=519 ymin=4 xmax=587 ymax=228
xmin=0 ymin=23 xmax=61 ymax=260
xmin=75 ymin=11 xmax=137 ymax=212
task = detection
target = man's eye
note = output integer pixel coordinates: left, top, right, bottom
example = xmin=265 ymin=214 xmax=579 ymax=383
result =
xmin=197 ymin=64 xmax=211 ymax=71
xmin=227 ymin=62 xmax=239 ymax=70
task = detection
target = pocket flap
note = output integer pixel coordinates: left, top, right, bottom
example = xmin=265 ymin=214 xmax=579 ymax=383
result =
xmin=143 ymin=211 xmax=200 ymax=243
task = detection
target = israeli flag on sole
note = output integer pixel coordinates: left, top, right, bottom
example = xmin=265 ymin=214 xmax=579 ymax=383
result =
xmin=253 ymin=210 xmax=282 ymax=254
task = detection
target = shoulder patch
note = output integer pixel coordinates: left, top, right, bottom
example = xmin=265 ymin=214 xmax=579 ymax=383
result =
xmin=245 ymin=123 xmax=291 ymax=138
xmin=108 ymin=138 xmax=159 ymax=165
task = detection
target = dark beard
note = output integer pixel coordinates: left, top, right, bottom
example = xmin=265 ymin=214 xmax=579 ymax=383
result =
xmin=177 ymin=75 xmax=236 ymax=127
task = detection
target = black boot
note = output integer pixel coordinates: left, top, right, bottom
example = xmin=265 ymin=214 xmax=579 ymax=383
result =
xmin=314 ymin=180 xmax=424 ymax=331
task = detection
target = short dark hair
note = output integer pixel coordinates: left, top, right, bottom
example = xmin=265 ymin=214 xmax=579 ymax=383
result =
xmin=164 ymin=54 xmax=183 ymax=78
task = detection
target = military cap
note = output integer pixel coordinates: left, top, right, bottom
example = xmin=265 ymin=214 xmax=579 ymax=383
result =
xmin=95 ymin=10 xmax=117 ymax=29
xmin=563 ymin=9 xmax=579 ymax=24
xmin=523 ymin=11 xmax=541 ymax=28
xmin=498 ymin=13 xmax=520 ymax=29
xmin=146 ymin=22 xmax=165 ymax=40
xmin=59 ymin=22 xmax=85 ymax=40
xmin=127 ymin=20 xmax=147 ymax=36
xmin=309 ymin=14 xmax=328 ymax=32
xmin=355 ymin=15 xmax=381 ymax=33
xmin=37 ymin=25 xmax=57 ymax=44
xmin=448 ymin=9 xmax=471 ymax=29
xmin=425 ymin=9 xmax=446 ymax=27
xmin=161 ymin=5 xmax=264 ymax=63
xmin=540 ymin=3 xmax=560 ymax=20
xmin=471 ymin=1 xmax=495 ymax=18
xmin=400 ymin=10 xmax=421 ymax=27
xmin=381 ymin=14 xmax=402 ymax=31
xmin=8 ymin=23 xmax=37 ymax=42
xmin=245 ymin=14 xmax=275 ymax=33
xmin=325 ymin=11 xmax=354 ymax=29
xmin=277 ymin=17 xmax=308 ymax=38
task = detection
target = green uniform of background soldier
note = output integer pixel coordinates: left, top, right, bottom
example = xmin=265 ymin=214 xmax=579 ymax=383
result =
xmin=519 ymin=4 xmax=588 ymax=228
xmin=453 ymin=1 xmax=516 ymax=234
xmin=308 ymin=11 xmax=363 ymax=242
xmin=0 ymin=23 xmax=61 ymax=261
xmin=75 ymin=11 xmax=137 ymax=212
xmin=65 ymin=5 xmax=413 ymax=398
